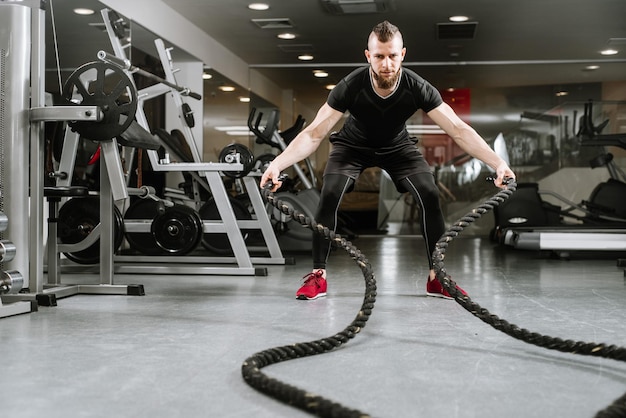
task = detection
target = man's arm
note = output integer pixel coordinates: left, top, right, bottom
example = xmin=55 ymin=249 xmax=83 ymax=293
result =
xmin=261 ymin=103 xmax=344 ymax=191
xmin=427 ymin=102 xmax=515 ymax=187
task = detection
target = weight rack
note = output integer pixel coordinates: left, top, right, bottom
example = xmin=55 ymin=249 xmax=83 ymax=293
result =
xmin=52 ymin=8 xmax=288 ymax=277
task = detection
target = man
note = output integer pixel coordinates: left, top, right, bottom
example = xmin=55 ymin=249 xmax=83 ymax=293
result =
xmin=260 ymin=21 xmax=515 ymax=300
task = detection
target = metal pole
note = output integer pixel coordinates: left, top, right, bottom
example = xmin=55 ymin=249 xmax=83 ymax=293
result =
xmin=97 ymin=50 xmax=202 ymax=100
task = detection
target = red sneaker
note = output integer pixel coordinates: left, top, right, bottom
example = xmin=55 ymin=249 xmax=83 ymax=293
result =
xmin=426 ymin=276 xmax=467 ymax=299
xmin=296 ymin=270 xmax=327 ymax=300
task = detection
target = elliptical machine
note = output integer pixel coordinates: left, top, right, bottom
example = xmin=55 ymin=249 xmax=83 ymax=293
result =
xmin=248 ymin=108 xmax=321 ymax=252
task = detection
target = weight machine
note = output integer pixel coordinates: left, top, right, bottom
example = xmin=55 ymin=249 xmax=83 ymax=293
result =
xmin=0 ymin=1 xmax=147 ymax=311
xmin=50 ymin=8 xmax=286 ymax=277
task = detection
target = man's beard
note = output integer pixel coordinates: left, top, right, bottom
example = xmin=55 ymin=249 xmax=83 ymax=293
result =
xmin=372 ymin=67 xmax=400 ymax=90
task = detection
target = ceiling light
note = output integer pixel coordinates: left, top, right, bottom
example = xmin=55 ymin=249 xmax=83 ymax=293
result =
xmin=277 ymin=33 xmax=297 ymax=40
xmin=313 ymin=70 xmax=328 ymax=78
xmin=239 ymin=97 xmax=251 ymax=103
xmin=555 ymin=91 xmax=568 ymax=97
xmin=214 ymin=126 xmax=252 ymax=136
xmin=73 ymin=8 xmax=95 ymax=15
xmin=325 ymin=84 xmax=336 ymax=90
xmin=298 ymin=54 xmax=314 ymax=61
xmin=600 ymin=48 xmax=618 ymax=55
xmin=449 ymin=15 xmax=469 ymax=22
xmin=202 ymin=73 xmax=213 ymax=80
xmin=248 ymin=3 xmax=270 ymax=11
xmin=218 ymin=86 xmax=235 ymax=92
xmin=584 ymin=65 xmax=600 ymax=71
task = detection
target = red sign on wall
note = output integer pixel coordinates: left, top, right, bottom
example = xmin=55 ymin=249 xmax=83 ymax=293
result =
xmin=421 ymin=88 xmax=471 ymax=166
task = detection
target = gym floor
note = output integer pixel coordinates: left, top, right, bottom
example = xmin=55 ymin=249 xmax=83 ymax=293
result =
xmin=2 ymin=226 xmax=625 ymax=418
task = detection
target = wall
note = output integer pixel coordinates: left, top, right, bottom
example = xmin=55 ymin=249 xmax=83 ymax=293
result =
xmin=100 ymin=0 xmax=281 ymax=107
xmin=100 ymin=0 xmax=283 ymax=165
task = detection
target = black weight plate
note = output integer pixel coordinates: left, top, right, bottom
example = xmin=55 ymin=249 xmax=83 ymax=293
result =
xmin=198 ymin=196 xmax=252 ymax=255
xmin=218 ymin=143 xmax=255 ymax=178
xmin=124 ymin=199 xmax=165 ymax=256
xmin=151 ymin=204 xmax=203 ymax=255
xmin=62 ymin=61 xmax=137 ymax=142
xmin=58 ymin=196 xmax=124 ymax=265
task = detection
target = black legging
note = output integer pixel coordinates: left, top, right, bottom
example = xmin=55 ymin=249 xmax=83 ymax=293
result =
xmin=312 ymin=172 xmax=445 ymax=270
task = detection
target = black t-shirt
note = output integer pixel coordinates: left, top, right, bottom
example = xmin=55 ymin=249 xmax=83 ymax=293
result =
xmin=327 ymin=66 xmax=443 ymax=148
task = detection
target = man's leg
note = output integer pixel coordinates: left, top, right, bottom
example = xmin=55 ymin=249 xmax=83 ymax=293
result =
xmin=399 ymin=173 xmax=467 ymax=298
xmin=296 ymin=174 xmax=354 ymax=300
xmin=399 ymin=172 xmax=445 ymax=272
xmin=313 ymin=174 xmax=354 ymax=270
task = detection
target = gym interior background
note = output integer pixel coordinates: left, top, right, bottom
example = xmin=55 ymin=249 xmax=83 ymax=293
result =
xmin=45 ymin=0 xmax=626 ymax=235
xmin=1 ymin=1 xmax=626 ymax=417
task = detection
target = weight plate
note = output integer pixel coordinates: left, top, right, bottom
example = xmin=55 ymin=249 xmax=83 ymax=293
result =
xmin=218 ymin=143 xmax=255 ymax=178
xmin=124 ymin=198 xmax=165 ymax=256
xmin=58 ymin=196 xmax=124 ymax=264
xmin=151 ymin=204 xmax=203 ymax=255
xmin=62 ymin=61 xmax=137 ymax=142
xmin=198 ymin=196 xmax=252 ymax=255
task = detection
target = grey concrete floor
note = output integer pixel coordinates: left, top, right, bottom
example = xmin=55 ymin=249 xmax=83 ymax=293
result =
xmin=1 ymin=231 xmax=625 ymax=418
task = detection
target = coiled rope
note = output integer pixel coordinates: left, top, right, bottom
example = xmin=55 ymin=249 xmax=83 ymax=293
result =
xmin=242 ymin=179 xmax=626 ymax=418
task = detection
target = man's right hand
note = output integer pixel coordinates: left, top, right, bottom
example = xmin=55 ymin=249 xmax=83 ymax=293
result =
xmin=260 ymin=165 xmax=283 ymax=192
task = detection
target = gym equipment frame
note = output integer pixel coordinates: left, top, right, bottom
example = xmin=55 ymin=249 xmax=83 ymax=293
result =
xmin=52 ymin=8 xmax=287 ymax=277
xmin=0 ymin=1 xmax=144 ymax=311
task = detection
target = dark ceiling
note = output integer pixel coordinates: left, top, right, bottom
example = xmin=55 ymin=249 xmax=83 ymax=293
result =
xmin=45 ymin=0 xmax=626 ymax=102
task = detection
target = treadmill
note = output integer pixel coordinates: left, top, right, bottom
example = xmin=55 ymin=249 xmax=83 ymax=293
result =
xmin=498 ymin=100 xmax=626 ymax=256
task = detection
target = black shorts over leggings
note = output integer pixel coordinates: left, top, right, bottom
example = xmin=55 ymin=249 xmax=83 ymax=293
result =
xmin=313 ymin=140 xmax=445 ymax=271
xmin=323 ymin=140 xmax=432 ymax=192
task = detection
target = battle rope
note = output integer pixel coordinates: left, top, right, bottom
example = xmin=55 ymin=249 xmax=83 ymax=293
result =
xmin=242 ymin=185 xmax=376 ymax=418
xmin=432 ymin=180 xmax=626 ymax=418
xmin=242 ymin=179 xmax=626 ymax=418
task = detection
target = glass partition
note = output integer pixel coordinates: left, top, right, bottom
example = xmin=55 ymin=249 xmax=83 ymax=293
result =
xmin=263 ymin=68 xmax=612 ymax=236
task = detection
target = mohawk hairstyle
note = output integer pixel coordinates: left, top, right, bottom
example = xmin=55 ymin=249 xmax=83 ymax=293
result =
xmin=371 ymin=20 xmax=401 ymax=43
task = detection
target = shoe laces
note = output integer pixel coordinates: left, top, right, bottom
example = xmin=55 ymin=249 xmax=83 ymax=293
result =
xmin=302 ymin=270 xmax=324 ymax=286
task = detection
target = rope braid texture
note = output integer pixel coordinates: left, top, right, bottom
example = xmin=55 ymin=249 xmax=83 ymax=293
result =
xmin=241 ymin=185 xmax=376 ymax=418
xmin=242 ymin=179 xmax=626 ymax=417
xmin=432 ymin=180 xmax=626 ymax=418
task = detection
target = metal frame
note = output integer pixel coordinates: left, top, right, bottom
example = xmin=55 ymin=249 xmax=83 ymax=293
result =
xmin=49 ymin=8 xmax=287 ymax=277
xmin=0 ymin=2 xmax=39 ymax=316
xmin=0 ymin=2 xmax=144 ymax=310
